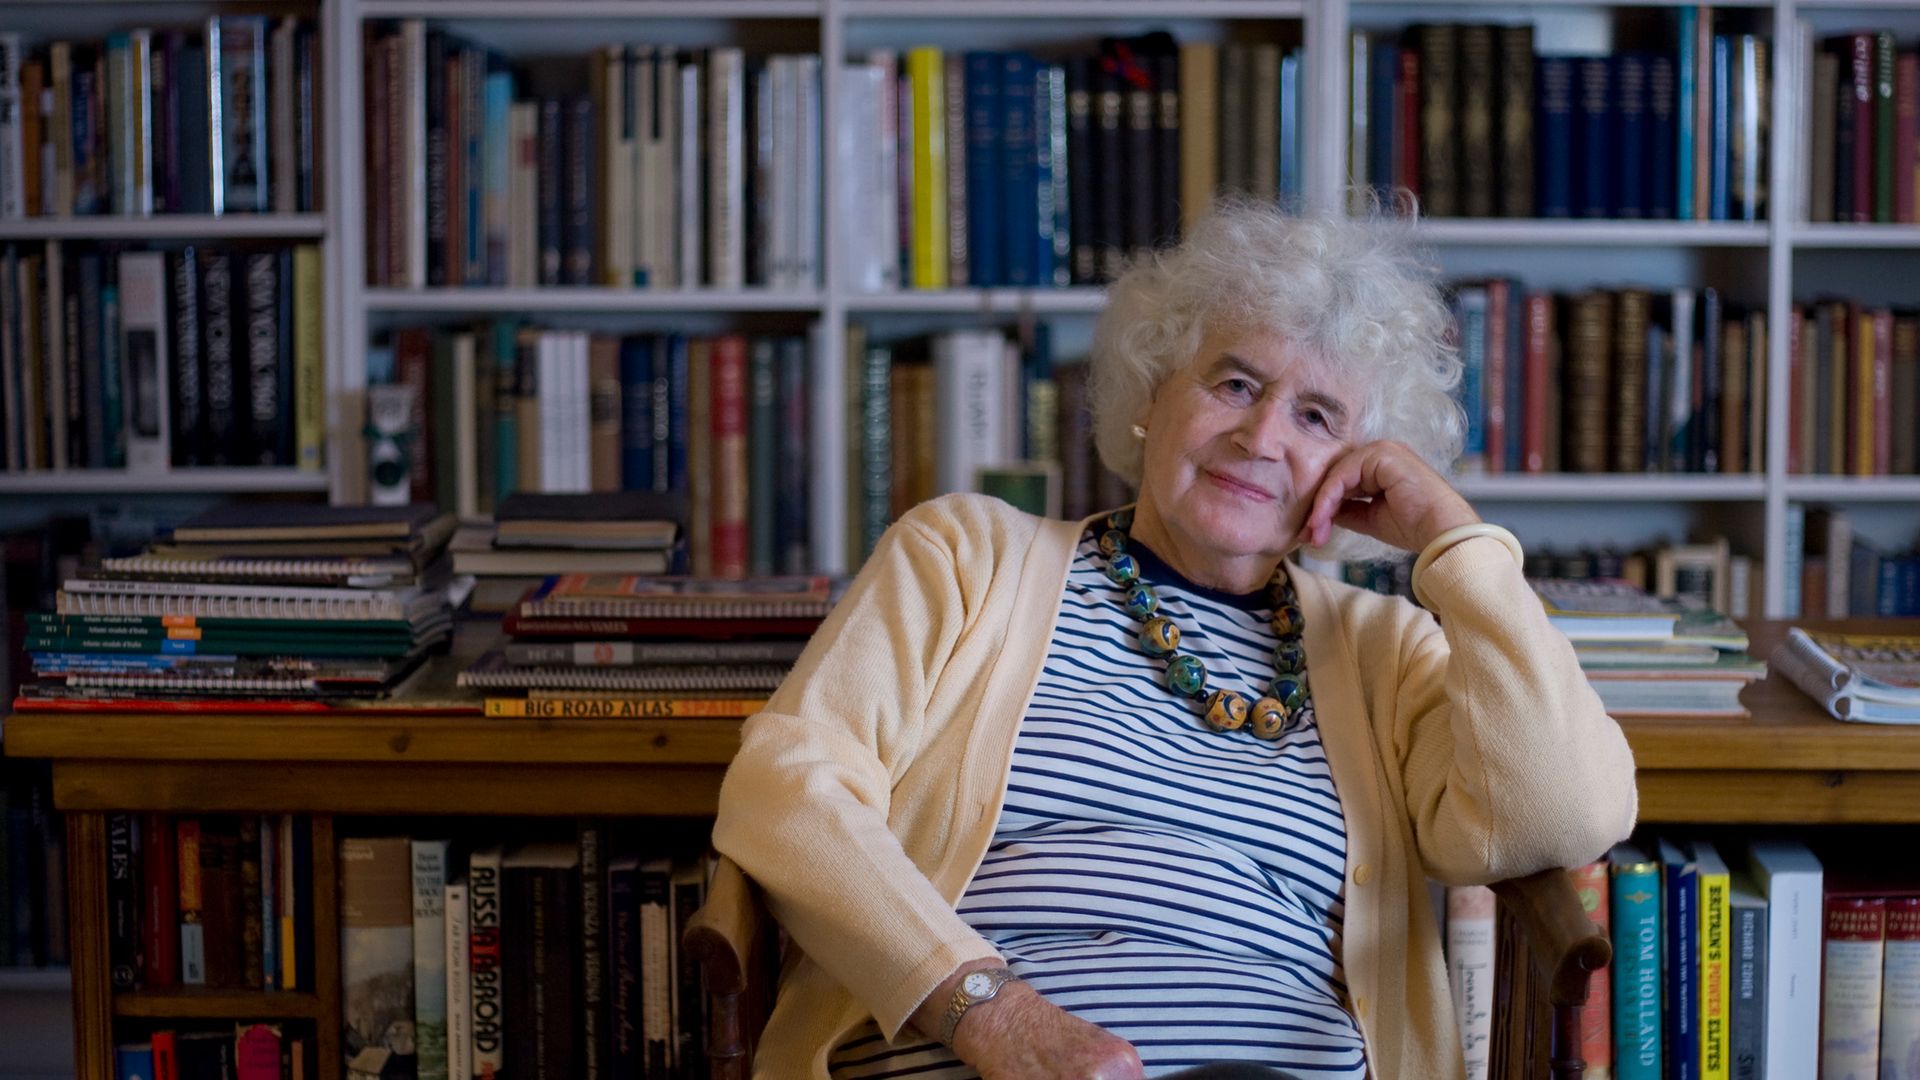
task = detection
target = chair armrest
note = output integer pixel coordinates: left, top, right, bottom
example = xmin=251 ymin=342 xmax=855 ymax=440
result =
xmin=1489 ymin=867 xmax=1612 ymax=1006
xmin=683 ymin=855 xmax=772 ymax=1078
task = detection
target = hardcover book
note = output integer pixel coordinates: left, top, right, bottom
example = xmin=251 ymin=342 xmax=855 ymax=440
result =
xmin=340 ymin=837 xmax=417 ymax=1080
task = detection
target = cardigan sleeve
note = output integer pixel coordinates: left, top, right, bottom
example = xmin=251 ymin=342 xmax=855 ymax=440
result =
xmin=1385 ymin=535 xmax=1640 ymax=884
xmin=709 ymin=509 xmax=1003 ymax=1042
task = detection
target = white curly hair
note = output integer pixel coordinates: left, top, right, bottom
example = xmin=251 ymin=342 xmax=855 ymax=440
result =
xmin=1088 ymin=200 xmax=1465 ymax=561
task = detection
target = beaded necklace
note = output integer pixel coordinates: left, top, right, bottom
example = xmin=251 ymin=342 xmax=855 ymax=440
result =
xmin=1095 ymin=507 xmax=1310 ymax=740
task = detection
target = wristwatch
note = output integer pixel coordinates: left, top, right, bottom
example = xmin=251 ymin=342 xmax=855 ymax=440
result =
xmin=939 ymin=966 xmax=1018 ymax=1047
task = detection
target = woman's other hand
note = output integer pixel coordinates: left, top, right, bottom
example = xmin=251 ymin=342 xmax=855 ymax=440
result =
xmin=953 ymin=981 xmax=1146 ymax=1080
xmin=1298 ymin=439 xmax=1480 ymax=554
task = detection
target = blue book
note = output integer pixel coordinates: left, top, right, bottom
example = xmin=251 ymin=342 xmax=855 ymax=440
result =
xmin=965 ymin=52 xmax=1004 ymax=286
xmin=1710 ymin=35 xmax=1731 ymax=220
xmin=665 ymin=333 xmax=689 ymax=493
xmin=1677 ymin=8 xmax=1699 ymax=220
xmin=71 ymin=60 xmax=101 ymax=214
xmin=1537 ymin=58 xmax=1577 ymax=217
xmin=619 ymin=336 xmax=654 ymax=491
xmin=1877 ymin=550 xmax=1901 ymax=616
xmin=1279 ymin=51 xmax=1303 ymax=204
xmin=115 ymin=1043 xmax=154 ymax=1080
xmin=1369 ymin=42 xmax=1399 ymax=200
xmin=1000 ymin=52 xmax=1038 ymax=287
xmin=1576 ymin=57 xmax=1613 ymax=217
xmin=1614 ymin=53 xmax=1650 ymax=218
xmin=1901 ymin=555 xmax=1920 ymax=616
xmin=1648 ymin=53 xmax=1678 ymax=219
xmin=1456 ymin=287 xmax=1488 ymax=466
xmin=1658 ymin=838 xmax=1700 ymax=1080
xmin=1610 ymin=843 xmax=1662 ymax=1080
xmin=100 ymin=282 xmax=125 ymax=468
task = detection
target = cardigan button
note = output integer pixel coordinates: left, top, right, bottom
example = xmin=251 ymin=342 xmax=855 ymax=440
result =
xmin=1352 ymin=863 xmax=1373 ymax=886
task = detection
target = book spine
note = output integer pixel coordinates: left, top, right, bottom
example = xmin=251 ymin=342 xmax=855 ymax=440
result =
xmin=1667 ymin=858 xmax=1699 ymax=1080
xmin=1537 ymin=58 xmax=1575 ymax=217
xmin=1823 ymin=896 xmax=1886 ymax=1079
xmin=859 ymin=343 xmax=891 ymax=561
xmin=238 ymin=817 xmax=263 ymax=989
xmin=1611 ymin=859 xmax=1661 ymax=1080
xmin=177 ymin=817 xmax=204 ymax=985
xmin=242 ymin=250 xmax=279 ymax=464
xmin=0 ymin=34 xmax=21 ymax=219
xmin=589 ymin=335 xmax=621 ymax=493
xmin=1884 ymin=897 xmax=1920 ymax=1080
xmin=216 ymin=18 xmax=267 ymax=212
xmin=108 ymin=813 xmax=140 ymax=989
xmin=608 ymin=860 xmax=639 ymax=1080
xmin=619 ymin=337 xmax=652 ymax=492
xmin=638 ymin=862 xmax=671 ymax=1076
xmin=1571 ymin=861 xmax=1612 ymax=1076
xmin=777 ymin=336 xmax=810 ymax=574
xmin=941 ymin=53 xmax=967 ymax=286
xmin=907 ymin=47 xmax=946 ymax=289
xmin=141 ymin=812 xmax=178 ymax=988
xmin=1446 ymin=885 xmax=1495 ymax=1080
xmin=749 ymin=337 xmax=778 ymax=576
xmin=468 ymin=848 xmax=505 ymax=1079
xmin=412 ymin=840 xmax=449 ymax=1080
xmin=259 ymin=817 xmax=275 ymax=990
xmin=670 ymin=868 xmax=706 ymax=1074
xmin=1731 ymin=896 xmax=1767 ymax=1080
xmin=1065 ymin=56 xmax=1095 ymax=284
xmin=1001 ymin=52 xmax=1037 ymax=287
xmin=199 ymin=251 xmax=237 ymax=465
xmin=340 ymin=839 xmax=415 ymax=1080
xmin=483 ymin=696 xmax=767 ymax=719
xmin=577 ymin=826 xmax=605 ymax=1080
xmin=710 ymin=334 xmax=749 ymax=579
xmin=118 ymin=251 xmax=169 ymax=473
xmin=706 ymin=49 xmax=744 ymax=290
xmin=535 ymin=862 xmax=581 ymax=1080
xmin=565 ymin=96 xmax=596 ymax=286
xmin=293 ymin=246 xmax=322 ymax=471
xmin=1699 ymin=862 xmax=1731 ymax=1080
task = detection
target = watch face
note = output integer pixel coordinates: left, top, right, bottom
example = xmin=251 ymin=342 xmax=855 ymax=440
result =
xmin=962 ymin=972 xmax=995 ymax=997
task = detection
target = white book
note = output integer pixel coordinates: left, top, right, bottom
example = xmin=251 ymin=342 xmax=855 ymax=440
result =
xmin=401 ymin=20 xmax=428 ymax=287
xmin=809 ymin=319 xmax=846 ymax=574
xmin=706 ymin=48 xmax=745 ymax=289
xmin=573 ymin=331 xmax=593 ymax=491
xmin=1885 ymin=900 xmax=1920 ymax=1080
xmin=934 ymin=329 xmax=1011 ymax=496
xmin=836 ymin=66 xmax=881 ymax=292
xmin=1347 ymin=33 xmax=1369 ymax=215
xmin=753 ymin=58 xmax=778 ymax=287
xmin=1446 ymin=884 xmax=1497 ymax=1080
xmin=676 ymin=54 xmax=703 ymax=288
xmin=796 ymin=55 xmax=822 ymax=288
xmin=1823 ymin=899 xmax=1885 ymax=1080
xmin=638 ymin=857 xmax=673 ymax=1072
xmin=628 ymin=46 xmax=654 ymax=287
xmin=0 ymin=34 xmax=21 ymax=219
xmin=443 ymin=877 xmax=472 ymax=1080
xmin=452 ymin=332 xmax=478 ymax=519
xmin=1668 ymin=287 xmax=1695 ymax=469
xmin=1739 ymin=840 xmax=1820 ymax=1078
xmin=602 ymin=45 xmax=633 ymax=287
xmin=116 ymin=252 xmax=171 ymax=473
xmin=466 ymin=846 xmax=505 ymax=1078
xmin=869 ymin=50 xmax=902 ymax=290
xmin=410 ymin=840 xmax=450 ymax=1080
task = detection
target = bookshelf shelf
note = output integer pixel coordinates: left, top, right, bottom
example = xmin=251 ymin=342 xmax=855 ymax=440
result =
xmin=356 ymin=0 xmax=822 ymax=17
xmin=112 ymin=990 xmax=325 ymax=1020
xmin=846 ymin=287 xmax=1110 ymax=314
xmin=0 ymin=469 xmax=330 ymax=494
xmin=1791 ymin=224 xmax=1920 ymax=248
xmin=1450 ymin=474 xmax=1768 ymax=501
xmin=839 ymin=0 xmax=1307 ymax=17
xmin=1784 ymin=476 xmax=1920 ymax=501
xmin=0 ymin=968 xmax=71 ymax=993
xmin=362 ymin=287 xmax=826 ymax=313
xmin=0 ymin=214 xmax=326 ymax=241
xmin=1413 ymin=219 xmax=1771 ymax=247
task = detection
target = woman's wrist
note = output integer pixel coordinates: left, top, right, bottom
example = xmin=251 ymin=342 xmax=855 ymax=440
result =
xmin=1411 ymin=522 xmax=1525 ymax=608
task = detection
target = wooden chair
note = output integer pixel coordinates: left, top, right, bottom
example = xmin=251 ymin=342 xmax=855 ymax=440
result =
xmin=684 ymin=858 xmax=1612 ymax=1080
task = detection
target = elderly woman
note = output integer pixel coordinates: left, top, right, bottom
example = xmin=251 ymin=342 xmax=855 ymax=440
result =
xmin=711 ymin=203 xmax=1638 ymax=1079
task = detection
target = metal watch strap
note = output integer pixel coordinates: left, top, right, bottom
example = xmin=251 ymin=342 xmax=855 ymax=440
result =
xmin=939 ymin=967 xmax=1016 ymax=1047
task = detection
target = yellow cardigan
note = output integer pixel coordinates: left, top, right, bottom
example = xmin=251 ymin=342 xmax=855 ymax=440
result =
xmin=712 ymin=493 xmax=1638 ymax=1078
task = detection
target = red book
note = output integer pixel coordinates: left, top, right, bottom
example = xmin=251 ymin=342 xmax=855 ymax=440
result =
xmin=234 ymin=1023 xmax=282 ymax=1080
xmin=1897 ymin=53 xmax=1918 ymax=224
xmin=1522 ymin=292 xmax=1553 ymax=473
xmin=1570 ymin=861 xmax=1611 ymax=1074
xmin=1397 ymin=49 xmax=1421 ymax=200
xmin=708 ymin=334 xmax=750 ymax=580
xmin=1875 ymin=309 xmax=1894 ymax=476
xmin=1851 ymin=34 xmax=1876 ymax=224
xmin=1484 ymin=279 xmax=1510 ymax=474
xmin=141 ymin=812 xmax=179 ymax=988
xmin=151 ymin=1030 xmax=179 ymax=1080
xmin=1824 ymin=895 xmax=1888 ymax=1076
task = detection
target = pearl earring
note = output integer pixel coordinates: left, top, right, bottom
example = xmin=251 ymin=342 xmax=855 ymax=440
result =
xmin=1131 ymin=424 xmax=1148 ymax=440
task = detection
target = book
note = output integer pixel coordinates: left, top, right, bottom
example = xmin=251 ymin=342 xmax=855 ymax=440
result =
xmin=1773 ymin=629 xmax=1920 ymax=723
xmin=1610 ymin=842 xmax=1662 ymax=1080
xmin=1728 ymin=873 xmax=1767 ymax=1080
xmin=468 ymin=846 xmax=505 ymax=1079
xmin=482 ymin=696 xmax=767 ymax=719
xmin=177 ymin=817 xmax=204 ymax=986
xmin=443 ymin=873 xmax=472 ymax=1080
xmin=1532 ymin=579 xmax=1682 ymax=641
xmin=412 ymin=839 xmax=449 ymax=1080
xmin=638 ymin=857 xmax=672 ymax=1075
xmin=458 ymin=653 xmax=788 ymax=693
xmin=1695 ymin=841 xmax=1733 ymax=1080
xmin=173 ymin=504 xmax=448 ymax=545
xmin=502 ymin=841 xmax=579 ymax=1080
xmin=1885 ymin=896 xmax=1920 ymax=1080
xmin=1660 ymin=838 xmax=1700 ymax=1080
xmin=578 ymin=824 xmax=607 ymax=1080
xmin=1446 ymin=884 xmax=1495 ymax=1080
xmin=1823 ymin=896 xmax=1886 ymax=1079
xmin=141 ymin=811 xmax=177 ymax=989
xmin=501 ymin=639 xmax=807 ymax=668
xmin=520 ymin=573 xmax=832 ymax=617
xmin=1570 ymin=860 xmax=1612 ymax=1076
xmin=340 ymin=837 xmax=416 ymax=1080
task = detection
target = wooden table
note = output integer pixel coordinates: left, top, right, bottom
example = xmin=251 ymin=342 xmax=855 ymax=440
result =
xmin=10 ymin=616 xmax=1920 ymax=1078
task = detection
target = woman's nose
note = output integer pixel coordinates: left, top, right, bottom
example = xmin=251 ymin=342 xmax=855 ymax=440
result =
xmin=1231 ymin=400 xmax=1292 ymax=461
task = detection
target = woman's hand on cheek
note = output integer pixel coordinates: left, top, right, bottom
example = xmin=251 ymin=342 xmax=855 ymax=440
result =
xmin=953 ymin=982 xmax=1145 ymax=1080
xmin=1298 ymin=440 xmax=1480 ymax=554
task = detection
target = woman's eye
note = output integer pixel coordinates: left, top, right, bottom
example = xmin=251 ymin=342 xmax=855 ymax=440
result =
xmin=1222 ymin=378 xmax=1254 ymax=399
xmin=1301 ymin=408 xmax=1328 ymax=429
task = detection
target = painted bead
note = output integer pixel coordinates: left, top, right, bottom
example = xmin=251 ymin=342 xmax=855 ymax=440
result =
xmin=1099 ymin=528 xmax=1129 ymax=560
xmin=1270 ymin=603 xmax=1304 ymax=637
xmin=1104 ymin=552 xmax=1140 ymax=586
xmin=1250 ymin=696 xmax=1289 ymax=738
xmin=1107 ymin=507 xmax=1134 ymax=531
xmin=1165 ymin=653 xmax=1208 ymax=697
xmin=1139 ymin=616 xmax=1181 ymax=655
xmin=1204 ymin=689 xmax=1250 ymax=732
xmin=1271 ymin=640 xmax=1307 ymax=674
xmin=1123 ymin=583 xmax=1160 ymax=620
xmin=1268 ymin=674 xmax=1308 ymax=713
xmin=1249 ymin=698 xmax=1290 ymax=740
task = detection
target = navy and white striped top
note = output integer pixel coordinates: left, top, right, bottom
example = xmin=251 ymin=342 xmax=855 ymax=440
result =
xmin=828 ymin=532 xmax=1366 ymax=1079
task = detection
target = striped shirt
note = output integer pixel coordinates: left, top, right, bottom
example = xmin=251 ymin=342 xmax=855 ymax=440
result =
xmin=828 ymin=532 xmax=1365 ymax=1078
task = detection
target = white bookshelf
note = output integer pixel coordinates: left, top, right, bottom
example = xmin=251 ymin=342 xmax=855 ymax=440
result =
xmin=3 ymin=0 xmax=1909 ymax=610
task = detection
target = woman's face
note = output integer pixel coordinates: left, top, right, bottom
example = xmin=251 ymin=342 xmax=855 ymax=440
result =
xmin=1133 ymin=326 xmax=1360 ymax=579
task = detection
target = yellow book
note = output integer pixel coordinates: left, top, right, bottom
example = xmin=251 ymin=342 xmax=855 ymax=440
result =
xmin=1695 ymin=841 xmax=1732 ymax=1080
xmin=484 ymin=696 xmax=765 ymax=719
xmin=907 ymin=46 xmax=947 ymax=289
xmin=293 ymin=245 xmax=324 ymax=472
xmin=1855 ymin=310 xmax=1875 ymax=476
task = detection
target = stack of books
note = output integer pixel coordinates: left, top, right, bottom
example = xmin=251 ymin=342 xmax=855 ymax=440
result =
xmin=15 ymin=504 xmax=464 ymax=710
xmin=1534 ymin=578 xmax=1765 ymax=716
xmin=452 ymin=492 xmax=686 ymax=614
xmin=461 ymin=574 xmax=836 ymax=719
xmin=1774 ymin=628 xmax=1920 ymax=725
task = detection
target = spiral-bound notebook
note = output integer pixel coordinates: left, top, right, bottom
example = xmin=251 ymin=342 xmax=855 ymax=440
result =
xmin=89 ymin=554 xmax=425 ymax=588
xmin=517 ymin=574 xmax=836 ymax=620
xmin=457 ymin=651 xmax=789 ymax=693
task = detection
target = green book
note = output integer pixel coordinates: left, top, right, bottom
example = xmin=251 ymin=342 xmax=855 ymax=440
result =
xmin=748 ymin=338 xmax=778 ymax=577
xmin=27 ymin=612 xmax=421 ymax=636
